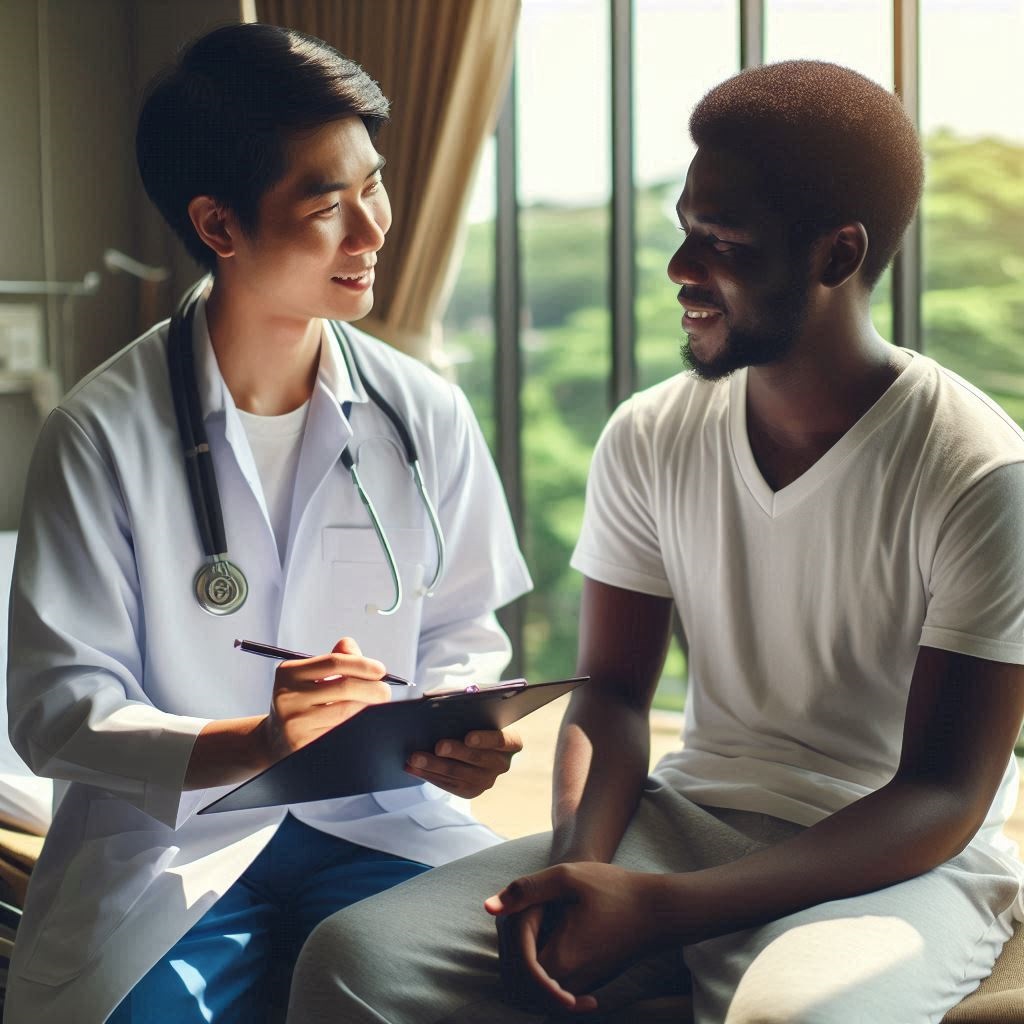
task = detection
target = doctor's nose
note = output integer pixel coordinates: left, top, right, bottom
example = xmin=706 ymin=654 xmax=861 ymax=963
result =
xmin=342 ymin=204 xmax=389 ymax=256
xmin=668 ymin=238 xmax=709 ymax=287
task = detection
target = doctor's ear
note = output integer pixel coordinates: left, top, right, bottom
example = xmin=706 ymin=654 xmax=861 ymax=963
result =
xmin=187 ymin=196 xmax=236 ymax=260
xmin=817 ymin=222 xmax=869 ymax=289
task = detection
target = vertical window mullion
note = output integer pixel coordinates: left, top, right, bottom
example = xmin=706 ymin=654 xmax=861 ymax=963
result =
xmin=740 ymin=0 xmax=765 ymax=69
xmin=893 ymin=0 xmax=922 ymax=352
xmin=610 ymin=0 xmax=636 ymax=409
xmin=494 ymin=71 xmax=525 ymax=678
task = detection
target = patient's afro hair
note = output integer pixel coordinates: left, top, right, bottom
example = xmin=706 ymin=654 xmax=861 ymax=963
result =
xmin=690 ymin=60 xmax=924 ymax=286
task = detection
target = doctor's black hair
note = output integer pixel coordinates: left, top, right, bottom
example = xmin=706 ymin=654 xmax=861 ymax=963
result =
xmin=689 ymin=60 xmax=924 ymax=288
xmin=136 ymin=21 xmax=390 ymax=273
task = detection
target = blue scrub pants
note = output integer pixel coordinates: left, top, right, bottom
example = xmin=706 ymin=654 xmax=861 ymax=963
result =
xmin=107 ymin=814 xmax=429 ymax=1023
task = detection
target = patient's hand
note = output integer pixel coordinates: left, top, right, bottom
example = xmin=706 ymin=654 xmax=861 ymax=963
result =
xmin=485 ymin=862 xmax=666 ymax=1014
xmin=404 ymin=728 xmax=523 ymax=798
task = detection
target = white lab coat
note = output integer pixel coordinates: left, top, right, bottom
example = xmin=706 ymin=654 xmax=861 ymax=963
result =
xmin=4 ymin=298 xmax=532 ymax=1023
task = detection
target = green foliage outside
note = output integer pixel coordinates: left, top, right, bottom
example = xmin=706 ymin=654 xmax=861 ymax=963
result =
xmin=445 ymin=133 xmax=1024 ymax=742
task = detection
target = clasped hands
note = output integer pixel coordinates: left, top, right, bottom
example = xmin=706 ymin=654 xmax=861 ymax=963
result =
xmin=486 ymin=861 xmax=677 ymax=1014
xmin=262 ymin=636 xmax=522 ymax=798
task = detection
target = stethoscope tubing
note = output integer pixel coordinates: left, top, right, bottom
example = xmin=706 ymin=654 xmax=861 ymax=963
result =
xmin=168 ymin=279 xmax=225 ymax=559
xmin=334 ymin=325 xmax=447 ymax=599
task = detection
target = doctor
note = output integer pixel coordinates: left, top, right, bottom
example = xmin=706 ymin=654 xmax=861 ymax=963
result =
xmin=5 ymin=22 xmax=531 ymax=1024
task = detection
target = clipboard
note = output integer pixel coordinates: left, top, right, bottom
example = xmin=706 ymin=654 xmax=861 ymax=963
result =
xmin=199 ymin=676 xmax=588 ymax=814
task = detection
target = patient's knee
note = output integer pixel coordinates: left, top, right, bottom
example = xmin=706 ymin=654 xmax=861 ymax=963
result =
xmin=720 ymin=915 xmax=930 ymax=1024
xmin=298 ymin=908 xmax=374 ymax=975
xmin=725 ymin=1001 xmax=848 ymax=1024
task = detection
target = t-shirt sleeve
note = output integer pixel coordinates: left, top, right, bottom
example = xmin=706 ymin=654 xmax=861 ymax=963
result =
xmin=920 ymin=461 xmax=1024 ymax=663
xmin=570 ymin=398 xmax=673 ymax=597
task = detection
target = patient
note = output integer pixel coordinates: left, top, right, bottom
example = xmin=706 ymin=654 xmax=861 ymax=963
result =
xmin=286 ymin=60 xmax=1024 ymax=1023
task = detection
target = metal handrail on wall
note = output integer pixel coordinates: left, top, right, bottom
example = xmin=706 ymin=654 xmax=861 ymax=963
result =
xmin=0 ymin=273 xmax=100 ymax=297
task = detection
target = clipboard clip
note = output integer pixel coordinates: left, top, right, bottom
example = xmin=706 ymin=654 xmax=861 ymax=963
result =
xmin=423 ymin=678 xmax=528 ymax=702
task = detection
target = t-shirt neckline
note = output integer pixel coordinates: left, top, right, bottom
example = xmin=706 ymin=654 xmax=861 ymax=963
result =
xmin=728 ymin=351 xmax=927 ymax=518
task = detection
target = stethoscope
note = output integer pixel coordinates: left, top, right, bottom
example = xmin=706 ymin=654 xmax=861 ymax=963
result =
xmin=167 ymin=278 xmax=446 ymax=617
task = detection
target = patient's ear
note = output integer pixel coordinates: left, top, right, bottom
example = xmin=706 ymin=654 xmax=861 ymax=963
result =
xmin=819 ymin=222 xmax=868 ymax=288
xmin=188 ymin=196 xmax=235 ymax=261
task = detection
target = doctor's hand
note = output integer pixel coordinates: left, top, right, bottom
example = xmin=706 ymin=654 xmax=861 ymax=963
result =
xmin=261 ymin=637 xmax=392 ymax=764
xmin=405 ymin=728 xmax=523 ymax=798
xmin=484 ymin=862 xmax=668 ymax=1014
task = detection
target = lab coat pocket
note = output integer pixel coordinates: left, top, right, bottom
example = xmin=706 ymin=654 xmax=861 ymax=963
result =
xmin=402 ymin=797 xmax=505 ymax=863
xmin=406 ymin=797 xmax=479 ymax=831
xmin=372 ymin=784 xmax=436 ymax=814
xmin=20 ymin=816 xmax=177 ymax=984
xmin=318 ymin=526 xmax=428 ymax=675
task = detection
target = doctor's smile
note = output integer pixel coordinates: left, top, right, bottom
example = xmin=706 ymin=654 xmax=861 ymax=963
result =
xmin=331 ymin=266 xmax=375 ymax=291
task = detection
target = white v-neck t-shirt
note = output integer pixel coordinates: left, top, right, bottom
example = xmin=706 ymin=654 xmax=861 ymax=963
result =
xmin=235 ymin=401 xmax=310 ymax=564
xmin=572 ymin=352 xmax=1024 ymax=856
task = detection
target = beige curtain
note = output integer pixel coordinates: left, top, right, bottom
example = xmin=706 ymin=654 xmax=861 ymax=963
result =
xmin=258 ymin=0 xmax=520 ymax=362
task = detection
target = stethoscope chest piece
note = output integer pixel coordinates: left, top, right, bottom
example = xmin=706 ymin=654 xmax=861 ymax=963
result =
xmin=194 ymin=559 xmax=248 ymax=616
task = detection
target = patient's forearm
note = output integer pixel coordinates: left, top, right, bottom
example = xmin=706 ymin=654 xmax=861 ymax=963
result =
xmin=550 ymin=580 xmax=673 ymax=866
xmin=549 ymin=694 xmax=651 ymax=864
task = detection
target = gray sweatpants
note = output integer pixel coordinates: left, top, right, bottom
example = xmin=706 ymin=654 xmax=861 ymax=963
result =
xmin=286 ymin=775 xmax=1022 ymax=1023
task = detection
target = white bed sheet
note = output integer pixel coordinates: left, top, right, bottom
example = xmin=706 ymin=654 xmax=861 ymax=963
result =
xmin=0 ymin=531 xmax=52 ymax=835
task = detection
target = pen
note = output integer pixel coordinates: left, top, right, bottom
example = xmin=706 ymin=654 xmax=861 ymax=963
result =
xmin=233 ymin=639 xmax=413 ymax=686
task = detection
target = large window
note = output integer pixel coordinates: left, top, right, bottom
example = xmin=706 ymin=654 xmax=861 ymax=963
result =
xmin=919 ymin=0 xmax=1024 ymax=422
xmin=443 ymin=0 xmax=1024 ymax=712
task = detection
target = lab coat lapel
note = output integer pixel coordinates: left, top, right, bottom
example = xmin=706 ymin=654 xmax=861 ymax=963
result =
xmin=285 ymin=326 xmax=367 ymax=570
xmin=221 ymin=405 xmax=272 ymax=524
xmin=287 ymin=381 xmax=350 ymax=561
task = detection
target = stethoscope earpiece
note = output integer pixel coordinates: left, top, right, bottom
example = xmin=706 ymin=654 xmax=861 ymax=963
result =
xmin=169 ymin=280 xmax=446 ymax=617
